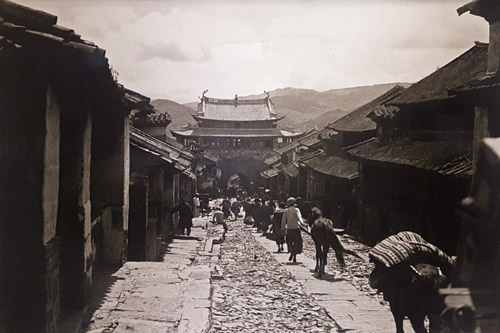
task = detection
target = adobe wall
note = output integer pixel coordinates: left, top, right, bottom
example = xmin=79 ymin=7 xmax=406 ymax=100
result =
xmin=91 ymin=114 xmax=129 ymax=266
xmin=0 ymin=58 xmax=59 ymax=331
xmin=58 ymin=101 xmax=93 ymax=313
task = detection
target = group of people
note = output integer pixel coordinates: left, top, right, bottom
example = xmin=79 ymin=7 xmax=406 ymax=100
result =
xmin=170 ymin=194 xmax=310 ymax=264
xmin=170 ymin=195 xmax=240 ymax=237
xmin=242 ymin=196 xmax=310 ymax=263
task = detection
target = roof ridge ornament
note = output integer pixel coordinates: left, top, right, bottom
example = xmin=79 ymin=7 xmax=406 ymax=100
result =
xmin=198 ymin=89 xmax=208 ymax=100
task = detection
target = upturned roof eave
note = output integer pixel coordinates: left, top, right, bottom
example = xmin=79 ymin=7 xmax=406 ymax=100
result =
xmin=192 ymin=114 xmax=285 ymax=122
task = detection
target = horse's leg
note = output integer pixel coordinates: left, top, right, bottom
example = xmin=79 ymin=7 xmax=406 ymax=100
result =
xmin=321 ymin=243 xmax=329 ymax=276
xmin=392 ymin=311 xmax=405 ymax=333
xmin=389 ymin=297 xmax=405 ymax=333
xmin=409 ymin=314 xmax=427 ymax=333
xmin=314 ymin=242 xmax=321 ymax=273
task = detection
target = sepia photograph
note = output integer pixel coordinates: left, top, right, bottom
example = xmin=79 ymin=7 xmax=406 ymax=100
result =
xmin=0 ymin=0 xmax=499 ymax=332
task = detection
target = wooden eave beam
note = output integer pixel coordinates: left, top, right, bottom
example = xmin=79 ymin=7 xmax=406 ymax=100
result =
xmin=0 ymin=0 xmax=57 ymax=27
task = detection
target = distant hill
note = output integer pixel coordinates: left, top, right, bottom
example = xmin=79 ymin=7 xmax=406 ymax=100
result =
xmin=300 ymin=109 xmax=351 ymax=131
xmin=150 ymin=99 xmax=197 ymax=138
xmin=156 ymin=82 xmax=411 ymax=134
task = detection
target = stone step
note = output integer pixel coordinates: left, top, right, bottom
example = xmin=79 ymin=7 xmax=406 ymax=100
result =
xmin=204 ymin=237 xmax=214 ymax=253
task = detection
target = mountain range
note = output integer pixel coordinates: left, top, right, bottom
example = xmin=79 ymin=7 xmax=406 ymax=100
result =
xmin=152 ymin=82 xmax=411 ymax=136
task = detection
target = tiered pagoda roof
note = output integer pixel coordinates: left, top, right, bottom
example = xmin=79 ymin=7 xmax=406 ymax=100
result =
xmin=194 ymin=95 xmax=284 ymax=122
xmin=172 ymin=93 xmax=300 ymax=140
xmin=172 ymin=126 xmax=298 ymax=138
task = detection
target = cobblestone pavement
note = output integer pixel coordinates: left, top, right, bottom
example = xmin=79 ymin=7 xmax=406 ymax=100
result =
xmin=84 ymin=217 xmax=218 ymax=333
xmin=83 ymin=212 xmax=414 ymax=332
xmin=253 ymin=221 xmax=415 ymax=333
xmin=301 ymin=232 xmax=386 ymax=304
xmin=209 ymin=220 xmax=339 ymax=333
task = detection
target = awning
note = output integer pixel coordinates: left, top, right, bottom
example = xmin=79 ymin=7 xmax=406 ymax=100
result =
xmin=260 ymin=168 xmax=279 ymax=179
xmin=347 ymin=138 xmax=472 ymax=177
xmin=264 ymin=153 xmax=281 ymax=166
xmin=281 ymin=164 xmax=299 ymax=178
xmin=302 ymin=154 xmax=358 ymax=180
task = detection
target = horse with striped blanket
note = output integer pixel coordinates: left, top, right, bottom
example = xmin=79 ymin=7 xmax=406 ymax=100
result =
xmin=369 ymin=231 xmax=455 ymax=333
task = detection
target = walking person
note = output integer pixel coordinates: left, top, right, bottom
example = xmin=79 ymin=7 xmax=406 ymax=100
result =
xmin=192 ymin=193 xmax=201 ymax=218
xmin=272 ymin=202 xmax=286 ymax=252
xmin=281 ymin=197 xmax=307 ymax=263
xmin=171 ymin=198 xmax=194 ymax=236
xmin=260 ymin=200 xmax=273 ymax=235
xmin=253 ymin=198 xmax=263 ymax=232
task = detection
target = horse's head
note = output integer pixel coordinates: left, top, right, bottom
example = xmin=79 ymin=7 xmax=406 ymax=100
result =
xmin=308 ymin=207 xmax=322 ymax=227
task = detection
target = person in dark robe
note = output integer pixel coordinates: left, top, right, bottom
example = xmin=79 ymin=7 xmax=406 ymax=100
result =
xmin=260 ymin=200 xmax=273 ymax=235
xmin=253 ymin=198 xmax=263 ymax=232
xmin=271 ymin=202 xmax=286 ymax=252
xmin=231 ymin=200 xmax=241 ymax=220
xmin=221 ymin=198 xmax=232 ymax=219
xmin=242 ymin=198 xmax=253 ymax=217
xmin=171 ymin=198 xmax=194 ymax=236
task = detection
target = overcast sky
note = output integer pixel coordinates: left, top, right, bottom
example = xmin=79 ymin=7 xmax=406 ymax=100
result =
xmin=20 ymin=0 xmax=488 ymax=103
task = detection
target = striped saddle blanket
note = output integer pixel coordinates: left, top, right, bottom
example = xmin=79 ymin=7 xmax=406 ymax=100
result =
xmin=369 ymin=231 xmax=455 ymax=270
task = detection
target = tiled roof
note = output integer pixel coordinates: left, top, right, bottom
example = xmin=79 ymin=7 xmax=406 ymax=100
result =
xmin=0 ymin=0 xmax=127 ymax=112
xmin=329 ymin=85 xmax=405 ymax=132
xmin=457 ymin=0 xmax=500 ymax=21
xmin=367 ymin=105 xmax=400 ymax=122
xmin=390 ymin=43 xmax=488 ymax=105
xmin=124 ymin=89 xmax=151 ymax=109
xmin=198 ymin=96 xmax=282 ymax=121
xmin=264 ymin=154 xmax=281 ymax=166
xmin=132 ymin=113 xmax=171 ymax=127
xmin=260 ymin=168 xmax=279 ymax=179
xmin=280 ymin=164 xmax=299 ymax=178
xmin=171 ymin=127 xmax=301 ymax=138
xmin=302 ymin=154 xmax=358 ymax=180
xmin=0 ymin=35 xmax=20 ymax=56
xmin=347 ymin=138 xmax=472 ymax=177
xmin=449 ymin=73 xmax=500 ymax=94
xmin=300 ymin=128 xmax=336 ymax=147
xmin=274 ymin=127 xmax=335 ymax=155
xmin=274 ymin=128 xmax=318 ymax=154
xmin=0 ymin=1 xmax=108 ymax=61
xmin=294 ymin=149 xmax=324 ymax=164
xmin=130 ymin=127 xmax=194 ymax=177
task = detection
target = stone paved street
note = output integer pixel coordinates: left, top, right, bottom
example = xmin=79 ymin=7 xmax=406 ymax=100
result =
xmin=84 ymin=215 xmax=415 ymax=333
xmin=252 ymin=223 xmax=415 ymax=332
xmin=209 ymin=221 xmax=338 ymax=333
xmin=84 ymin=217 xmax=220 ymax=333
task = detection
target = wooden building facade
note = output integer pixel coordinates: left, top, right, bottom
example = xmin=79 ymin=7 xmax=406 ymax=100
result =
xmin=347 ymin=43 xmax=488 ymax=252
xmin=438 ymin=1 xmax=500 ymax=330
xmin=0 ymin=2 xmax=200 ymax=331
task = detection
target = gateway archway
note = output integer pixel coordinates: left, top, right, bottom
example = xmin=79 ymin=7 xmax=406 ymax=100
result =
xmin=218 ymin=156 xmax=268 ymax=197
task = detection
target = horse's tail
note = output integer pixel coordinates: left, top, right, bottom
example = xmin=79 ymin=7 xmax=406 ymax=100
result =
xmin=327 ymin=223 xmax=362 ymax=265
xmin=328 ymin=227 xmax=346 ymax=266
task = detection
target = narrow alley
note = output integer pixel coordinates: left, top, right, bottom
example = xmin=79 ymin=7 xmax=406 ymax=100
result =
xmin=2 ymin=1 xmax=500 ymax=332
xmin=83 ymin=212 xmax=415 ymax=333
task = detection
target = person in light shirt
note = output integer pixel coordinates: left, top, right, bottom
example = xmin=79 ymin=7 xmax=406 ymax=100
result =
xmin=281 ymin=197 xmax=308 ymax=263
xmin=212 ymin=207 xmax=228 ymax=232
xmin=192 ymin=193 xmax=200 ymax=218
